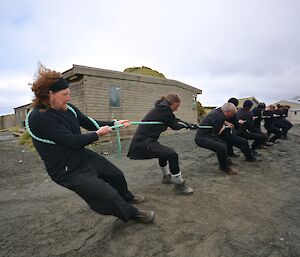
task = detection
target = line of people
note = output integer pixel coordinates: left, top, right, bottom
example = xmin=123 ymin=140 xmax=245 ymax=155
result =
xmin=195 ymin=98 xmax=293 ymax=174
xmin=29 ymin=66 xmax=293 ymax=225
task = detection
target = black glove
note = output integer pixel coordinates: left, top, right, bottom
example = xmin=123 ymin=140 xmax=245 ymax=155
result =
xmin=178 ymin=120 xmax=192 ymax=129
xmin=190 ymin=124 xmax=199 ymax=130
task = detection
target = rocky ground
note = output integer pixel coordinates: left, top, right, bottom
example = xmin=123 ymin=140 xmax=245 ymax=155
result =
xmin=0 ymin=126 xmax=300 ymax=257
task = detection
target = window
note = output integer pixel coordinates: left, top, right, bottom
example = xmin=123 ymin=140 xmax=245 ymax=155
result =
xmin=295 ymin=111 xmax=297 ymax=115
xmin=109 ymin=85 xmax=121 ymax=107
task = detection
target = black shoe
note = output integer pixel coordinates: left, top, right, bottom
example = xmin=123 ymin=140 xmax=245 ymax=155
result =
xmin=134 ymin=210 xmax=155 ymax=224
xmin=246 ymin=156 xmax=262 ymax=162
xmin=130 ymin=195 xmax=145 ymax=204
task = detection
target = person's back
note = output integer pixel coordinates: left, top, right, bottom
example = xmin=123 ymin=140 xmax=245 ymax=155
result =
xmin=237 ymin=108 xmax=254 ymax=130
xmin=251 ymin=103 xmax=265 ymax=131
xmin=196 ymin=108 xmax=225 ymax=139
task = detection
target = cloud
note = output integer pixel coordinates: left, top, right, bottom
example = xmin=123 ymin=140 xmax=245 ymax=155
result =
xmin=0 ymin=72 xmax=33 ymax=115
xmin=0 ymin=0 xmax=300 ymax=114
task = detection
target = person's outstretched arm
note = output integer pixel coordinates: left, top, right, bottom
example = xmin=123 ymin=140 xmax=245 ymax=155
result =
xmin=68 ymin=103 xmax=114 ymax=130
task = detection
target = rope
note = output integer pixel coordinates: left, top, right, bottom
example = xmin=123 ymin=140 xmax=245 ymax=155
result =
xmin=113 ymin=119 xmax=122 ymax=159
xmin=26 ymin=107 xmax=216 ymax=159
xmin=25 ymin=109 xmax=56 ymax=145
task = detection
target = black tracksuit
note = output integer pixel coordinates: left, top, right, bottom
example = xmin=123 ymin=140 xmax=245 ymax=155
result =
xmin=234 ymin=108 xmax=267 ymax=150
xmin=251 ymin=107 xmax=264 ymax=132
xmin=127 ymin=99 xmax=187 ymax=174
xmin=282 ymin=108 xmax=293 ymax=133
xmin=29 ymin=104 xmax=137 ymax=222
xmin=195 ymin=108 xmax=230 ymax=170
xmin=263 ymin=110 xmax=282 ymax=142
xmin=273 ymin=109 xmax=293 ymax=136
xmin=218 ymin=114 xmax=253 ymax=160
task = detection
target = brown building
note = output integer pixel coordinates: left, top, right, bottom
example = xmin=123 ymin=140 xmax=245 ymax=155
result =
xmin=14 ymin=103 xmax=31 ymax=128
xmin=275 ymin=96 xmax=300 ymax=124
xmin=0 ymin=114 xmax=15 ymax=130
xmin=62 ymin=65 xmax=202 ymax=137
xmin=1 ymin=65 xmax=202 ymax=135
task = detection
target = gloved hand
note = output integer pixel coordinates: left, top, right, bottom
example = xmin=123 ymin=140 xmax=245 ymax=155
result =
xmin=178 ymin=120 xmax=192 ymax=129
xmin=190 ymin=124 xmax=199 ymax=130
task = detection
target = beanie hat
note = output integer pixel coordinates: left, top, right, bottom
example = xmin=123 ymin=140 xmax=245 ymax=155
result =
xmin=228 ymin=97 xmax=239 ymax=107
xmin=243 ymin=100 xmax=253 ymax=108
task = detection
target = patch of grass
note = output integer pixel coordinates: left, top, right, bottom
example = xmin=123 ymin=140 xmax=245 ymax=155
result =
xmin=10 ymin=126 xmax=20 ymax=133
xmin=19 ymin=131 xmax=34 ymax=149
xmin=124 ymin=66 xmax=166 ymax=78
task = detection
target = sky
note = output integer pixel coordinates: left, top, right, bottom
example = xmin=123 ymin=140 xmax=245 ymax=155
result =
xmin=0 ymin=0 xmax=300 ymax=115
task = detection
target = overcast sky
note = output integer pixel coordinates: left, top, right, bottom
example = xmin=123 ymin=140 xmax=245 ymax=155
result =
xmin=1 ymin=0 xmax=299 ymax=115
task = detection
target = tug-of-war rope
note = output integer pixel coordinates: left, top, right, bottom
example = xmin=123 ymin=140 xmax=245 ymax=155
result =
xmin=25 ymin=104 xmax=216 ymax=159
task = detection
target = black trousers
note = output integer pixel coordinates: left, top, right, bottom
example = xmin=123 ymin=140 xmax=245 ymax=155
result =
xmin=54 ymin=150 xmax=138 ymax=222
xmin=265 ymin=124 xmax=282 ymax=142
xmin=219 ymin=132 xmax=253 ymax=159
xmin=158 ymin=152 xmax=180 ymax=174
xmin=236 ymin=131 xmax=267 ymax=150
xmin=195 ymin=136 xmax=229 ymax=170
xmin=274 ymin=119 xmax=293 ymax=136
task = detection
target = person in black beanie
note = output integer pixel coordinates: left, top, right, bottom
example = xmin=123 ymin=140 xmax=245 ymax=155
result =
xmin=233 ymin=100 xmax=268 ymax=153
xmin=28 ymin=65 xmax=154 ymax=224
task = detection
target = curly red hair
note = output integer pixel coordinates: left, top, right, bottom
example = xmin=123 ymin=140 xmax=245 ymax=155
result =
xmin=31 ymin=64 xmax=61 ymax=108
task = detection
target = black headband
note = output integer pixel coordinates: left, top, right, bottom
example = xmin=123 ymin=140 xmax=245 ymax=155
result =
xmin=49 ymin=77 xmax=69 ymax=92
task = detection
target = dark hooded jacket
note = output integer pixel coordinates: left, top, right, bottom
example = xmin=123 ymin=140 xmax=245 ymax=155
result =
xmin=233 ymin=108 xmax=255 ymax=134
xmin=195 ymin=108 xmax=226 ymax=139
xmin=251 ymin=106 xmax=264 ymax=130
xmin=127 ymin=99 xmax=186 ymax=159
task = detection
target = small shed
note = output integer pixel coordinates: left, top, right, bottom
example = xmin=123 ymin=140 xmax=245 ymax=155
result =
xmin=63 ymin=65 xmax=202 ymax=137
xmin=14 ymin=103 xmax=31 ymax=128
xmin=275 ymin=97 xmax=300 ymax=124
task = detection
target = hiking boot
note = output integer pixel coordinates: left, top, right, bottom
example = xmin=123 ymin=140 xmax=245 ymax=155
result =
xmin=130 ymin=195 xmax=145 ymax=204
xmin=174 ymin=181 xmax=194 ymax=195
xmin=221 ymin=167 xmax=238 ymax=174
xmin=246 ymin=156 xmax=262 ymax=162
xmin=135 ymin=210 xmax=155 ymax=224
xmin=162 ymin=174 xmax=174 ymax=184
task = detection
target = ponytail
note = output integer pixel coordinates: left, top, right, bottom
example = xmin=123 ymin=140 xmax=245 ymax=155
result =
xmin=160 ymin=93 xmax=180 ymax=105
